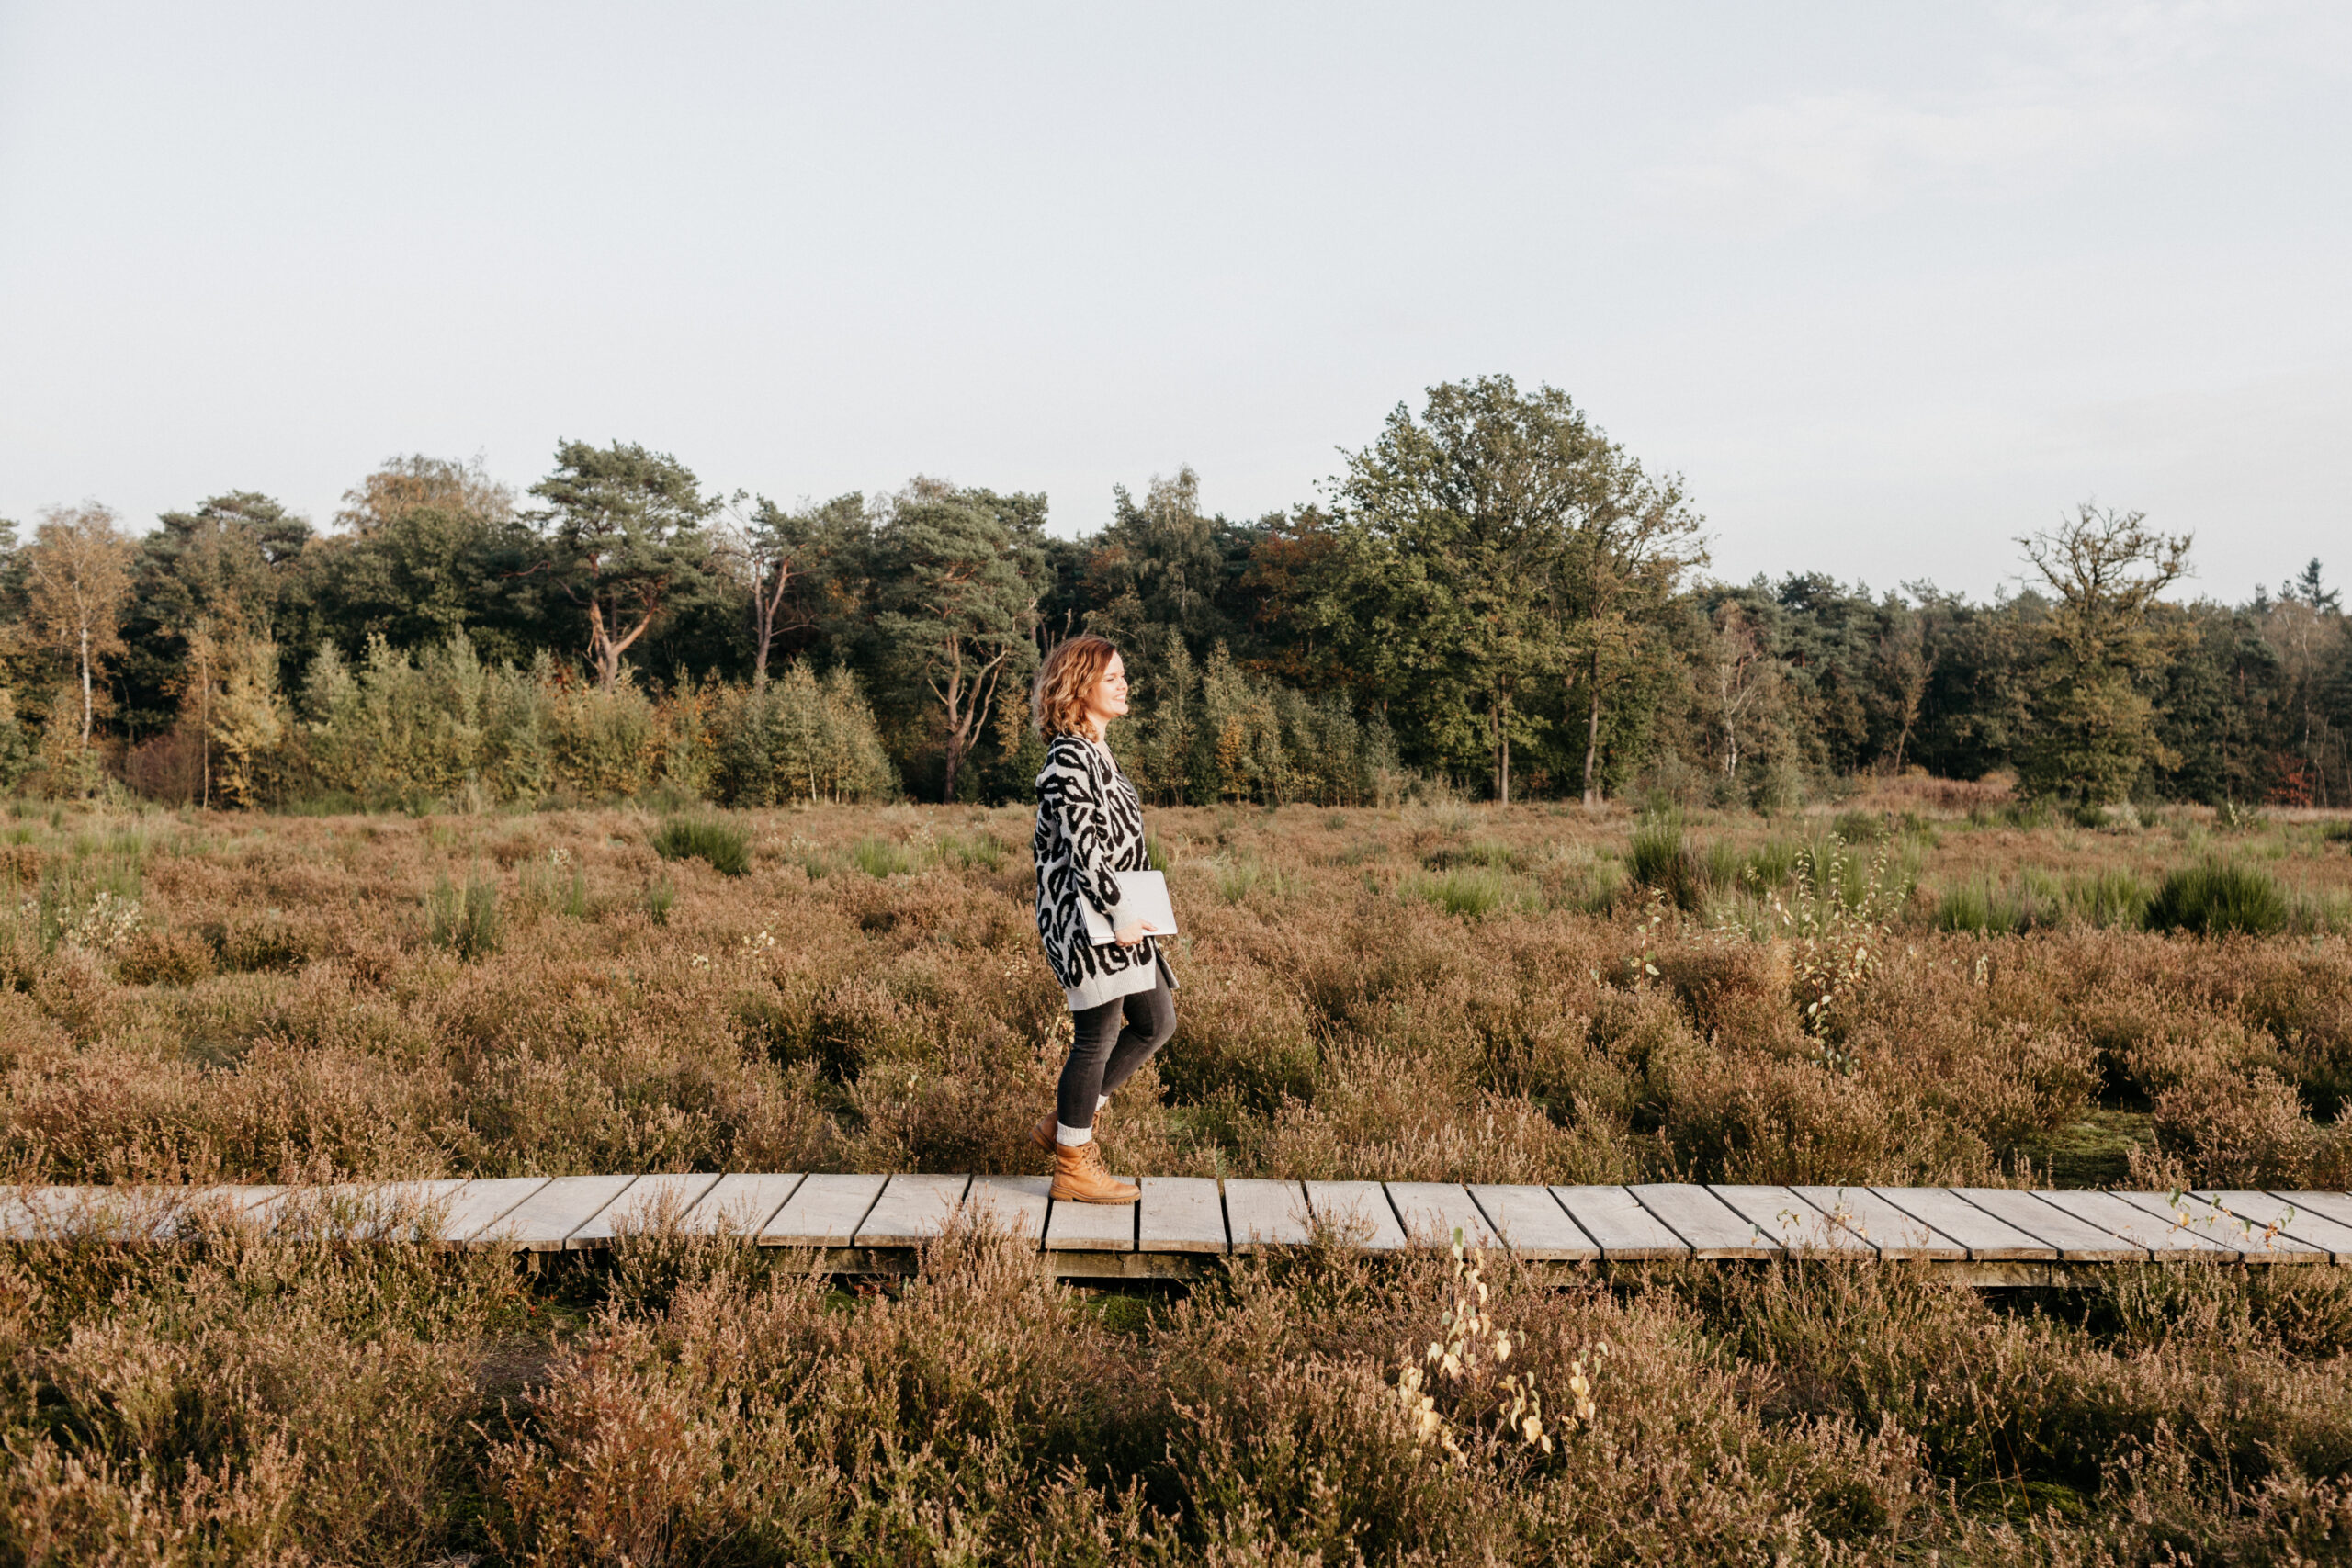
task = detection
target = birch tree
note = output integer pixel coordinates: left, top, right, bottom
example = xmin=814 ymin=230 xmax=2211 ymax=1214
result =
xmin=24 ymin=503 xmax=136 ymax=747
xmin=1551 ymin=449 xmax=1706 ymax=807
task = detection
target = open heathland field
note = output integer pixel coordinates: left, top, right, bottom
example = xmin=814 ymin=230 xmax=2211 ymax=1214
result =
xmin=6 ymin=786 xmax=2352 ymax=1562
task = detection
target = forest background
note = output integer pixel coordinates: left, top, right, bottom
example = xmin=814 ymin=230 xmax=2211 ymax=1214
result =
xmin=4 ymin=375 xmax=2346 ymax=817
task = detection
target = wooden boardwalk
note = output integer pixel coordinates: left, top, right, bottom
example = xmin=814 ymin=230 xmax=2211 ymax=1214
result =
xmin=7 ymin=1176 xmax=2350 ymax=1284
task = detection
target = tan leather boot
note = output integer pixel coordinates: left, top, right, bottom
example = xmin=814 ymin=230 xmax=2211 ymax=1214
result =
xmin=1034 ymin=1109 xmax=1110 ymax=1160
xmin=1051 ymin=1138 xmax=1138 ymax=1204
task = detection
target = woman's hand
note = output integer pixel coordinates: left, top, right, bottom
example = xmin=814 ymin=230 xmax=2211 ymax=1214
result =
xmin=1111 ymin=921 xmax=1161 ymax=947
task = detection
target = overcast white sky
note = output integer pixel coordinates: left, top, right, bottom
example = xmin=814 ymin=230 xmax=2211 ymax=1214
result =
xmin=3 ymin=1 xmax=2346 ymax=600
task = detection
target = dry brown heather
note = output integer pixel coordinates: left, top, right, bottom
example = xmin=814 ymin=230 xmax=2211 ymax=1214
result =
xmin=6 ymin=792 xmax=2352 ymax=1562
xmin=3 ymin=790 xmax=2350 ymax=1192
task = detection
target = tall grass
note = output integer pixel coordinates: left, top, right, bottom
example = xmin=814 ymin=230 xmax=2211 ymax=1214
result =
xmin=941 ymin=830 xmax=1005 ymax=873
xmin=851 ymin=836 xmax=915 ymax=877
xmin=2146 ymin=861 xmax=2290 ymax=937
xmin=650 ymin=816 xmax=751 ymax=876
xmin=1629 ymin=813 xmax=1707 ymax=911
xmin=425 ymin=870 xmax=501 ymax=959
xmin=1935 ymin=869 xmax=2151 ymax=934
xmin=1209 ymin=851 xmax=1295 ymax=902
xmin=1401 ymin=865 xmax=1529 ymax=918
xmin=1743 ymin=837 xmax=1803 ymax=887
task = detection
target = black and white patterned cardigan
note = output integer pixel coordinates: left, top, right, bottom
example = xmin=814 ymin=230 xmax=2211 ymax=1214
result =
xmin=1033 ymin=733 xmax=1177 ymax=1011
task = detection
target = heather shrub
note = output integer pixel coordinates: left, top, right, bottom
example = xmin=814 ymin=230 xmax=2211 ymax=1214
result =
xmin=1654 ymin=939 xmax=1797 ymax=1043
xmin=483 ymin=1223 xmax=1161 ymax=1563
xmin=109 ymin=925 xmax=214 ymax=986
xmin=2149 ymin=1066 xmax=2352 ymax=1188
xmin=1157 ymin=959 xmax=1319 ymax=1118
xmin=0 ymin=1214 xmax=526 ymax=1564
xmin=203 ymin=910 xmax=316 ymax=973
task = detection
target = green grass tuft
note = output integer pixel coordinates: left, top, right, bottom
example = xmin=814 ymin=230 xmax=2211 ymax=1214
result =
xmin=942 ymin=831 xmax=1005 ymax=873
xmin=1629 ymin=813 xmax=1705 ymax=910
xmin=651 ymin=816 xmax=751 ymax=876
xmin=2067 ymin=868 xmax=2150 ymax=929
xmin=426 ymin=871 xmax=502 ymax=960
xmin=851 ymin=837 xmax=914 ymax=877
xmin=1402 ymin=866 xmax=1520 ymax=918
xmin=2145 ymin=861 xmax=2289 ymax=937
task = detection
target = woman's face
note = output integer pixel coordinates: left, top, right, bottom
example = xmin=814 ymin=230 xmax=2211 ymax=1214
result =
xmin=1086 ymin=653 xmax=1129 ymax=726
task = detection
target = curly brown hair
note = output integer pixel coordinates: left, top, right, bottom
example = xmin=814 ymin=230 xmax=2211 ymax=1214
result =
xmin=1033 ymin=635 xmax=1117 ymax=739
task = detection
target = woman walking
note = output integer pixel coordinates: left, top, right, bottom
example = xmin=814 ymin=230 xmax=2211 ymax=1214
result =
xmin=1030 ymin=635 xmax=1177 ymax=1204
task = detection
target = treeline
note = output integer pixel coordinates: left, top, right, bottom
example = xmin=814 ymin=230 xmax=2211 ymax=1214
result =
xmin=2 ymin=377 xmax=2347 ymax=809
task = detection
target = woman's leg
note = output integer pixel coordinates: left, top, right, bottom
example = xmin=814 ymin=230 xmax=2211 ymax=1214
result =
xmin=1098 ymin=975 xmax=1176 ymax=1101
xmin=1055 ymin=998 xmax=1126 ymax=1139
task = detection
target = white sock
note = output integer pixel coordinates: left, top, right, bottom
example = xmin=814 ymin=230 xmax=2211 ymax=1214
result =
xmin=1055 ymin=1122 xmax=1093 ymax=1147
xmin=1096 ymin=1095 xmax=1110 ymax=1111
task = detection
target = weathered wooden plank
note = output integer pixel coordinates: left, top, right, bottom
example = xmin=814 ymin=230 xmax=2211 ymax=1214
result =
xmin=2269 ymin=1190 xmax=2352 ymax=1232
xmin=1137 ymin=1176 xmax=1227 ymax=1254
xmin=854 ymin=1174 xmax=973 ymax=1247
xmin=1223 ymin=1179 xmax=1313 ymax=1251
xmin=2035 ymin=1190 xmax=2242 ymax=1258
xmin=1953 ymin=1190 xmax=2147 ymax=1262
xmin=762 ymin=1173 xmax=888 ymax=1247
xmin=2108 ymin=1190 xmax=2315 ymax=1261
xmin=4 ymin=1187 xmax=94 ymax=1239
xmin=2199 ymin=1190 xmax=2352 ymax=1262
xmin=1870 ymin=1187 xmax=2054 ymax=1261
xmin=568 ymin=1172 xmax=724 ymax=1250
xmin=287 ymin=1179 xmax=469 ymax=1240
xmin=1790 ymin=1186 xmax=1964 ymax=1261
xmin=1304 ymin=1181 xmax=1408 ymax=1250
xmin=1043 ymin=1192 xmax=1136 ymax=1252
xmin=1049 ymin=1251 xmax=1209 ymax=1281
xmin=0 ymin=1185 xmax=167 ymax=1241
xmin=435 ymin=1179 xmax=552 ymax=1246
xmin=1550 ymin=1186 xmax=1690 ymax=1260
xmin=141 ymin=1185 xmax=290 ymax=1239
xmin=681 ymin=1174 xmax=805 ymax=1236
xmin=0 ymin=1187 xmax=64 ymax=1240
xmin=1631 ymin=1183 xmax=1781 ymax=1258
xmin=177 ymin=1184 xmax=288 ymax=1223
xmin=965 ymin=1175 xmax=1052 ymax=1242
xmin=1712 ymin=1186 xmax=1878 ymax=1258
xmin=1468 ymin=1185 xmax=1600 ymax=1260
xmin=1385 ymin=1183 xmax=1501 ymax=1249
xmin=1954 ymin=1189 xmax=2148 ymax=1262
xmin=474 ymin=1175 xmax=640 ymax=1253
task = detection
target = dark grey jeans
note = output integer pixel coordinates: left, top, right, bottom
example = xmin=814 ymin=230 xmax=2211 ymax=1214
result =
xmin=1056 ymin=968 xmax=1176 ymax=1130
